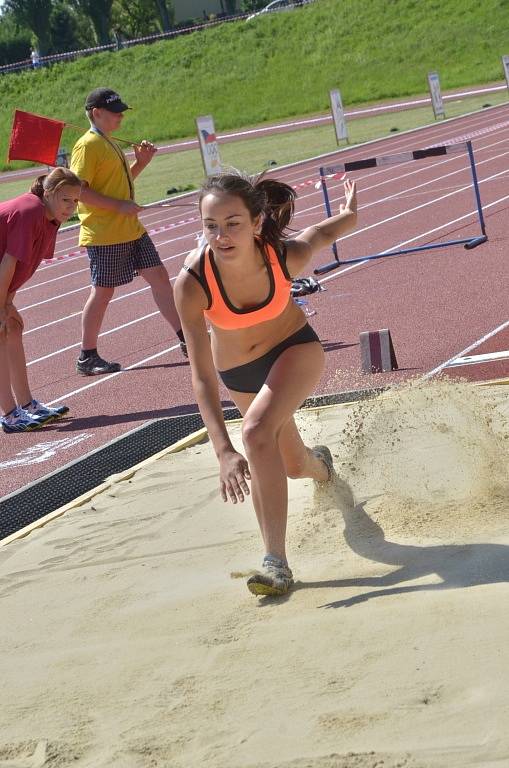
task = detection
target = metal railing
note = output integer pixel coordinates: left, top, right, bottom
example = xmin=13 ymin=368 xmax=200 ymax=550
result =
xmin=0 ymin=12 xmax=246 ymax=74
xmin=0 ymin=1 xmax=317 ymax=74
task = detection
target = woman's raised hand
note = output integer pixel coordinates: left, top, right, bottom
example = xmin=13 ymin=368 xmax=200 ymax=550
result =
xmin=219 ymin=450 xmax=251 ymax=504
xmin=339 ymin=178 xmax=357 ymax=215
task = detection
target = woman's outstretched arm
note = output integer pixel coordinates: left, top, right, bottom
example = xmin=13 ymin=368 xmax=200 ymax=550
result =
xmin=285 ymin=179 xmax=357 ymax=275
xmin=174 ymin=269 xmax=250 ymax=503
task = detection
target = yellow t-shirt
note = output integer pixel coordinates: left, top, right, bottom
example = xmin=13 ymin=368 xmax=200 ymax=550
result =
xmin=71 ymin=130 xmax=145 ymax=246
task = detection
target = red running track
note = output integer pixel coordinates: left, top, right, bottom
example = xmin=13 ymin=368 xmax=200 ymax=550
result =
xmin=2 ymin=104 xmax=509 ymax=497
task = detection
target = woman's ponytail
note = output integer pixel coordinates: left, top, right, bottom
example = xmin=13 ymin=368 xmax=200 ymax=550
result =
xmin=254 ymin=177 xmax=296 ymax=252
xmin=198 ymin=169 xmax=297 ymax=256
xmin=30 ymin=174 xmax=47 ymax=198
xmin=30 ymin=167 xmax=81 ymax=199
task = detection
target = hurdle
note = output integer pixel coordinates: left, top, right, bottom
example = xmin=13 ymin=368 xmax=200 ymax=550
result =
xmin=314 ymin=140 xmax=488 ymax=275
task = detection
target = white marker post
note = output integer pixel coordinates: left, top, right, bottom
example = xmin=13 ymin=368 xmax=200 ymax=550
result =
xmin=329 ymin=88 xmax=348 ymax=144
xmin=502 ymin=55 xmax=509 ymax=93
xmin=196 ymin=115 xmax=221 ymax=177
xmin=428 ymin=71 xmax=445 ymax=119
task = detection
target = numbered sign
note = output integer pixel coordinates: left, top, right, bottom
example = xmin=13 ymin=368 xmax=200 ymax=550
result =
xmin=329 ymin=89 xmax=348 ymax=144
xmin=427 ymin=71 xmax=445 ymax=119
xmin=196 ymin=115 xmax=221 ymax=177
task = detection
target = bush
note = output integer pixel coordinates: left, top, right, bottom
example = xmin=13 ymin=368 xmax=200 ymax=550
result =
xmin=0 ymin=13 xmax=31 ymax=65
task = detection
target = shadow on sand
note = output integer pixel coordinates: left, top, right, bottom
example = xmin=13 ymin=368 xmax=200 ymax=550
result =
xmin=299 ymin=479 xmax=509 ymax=608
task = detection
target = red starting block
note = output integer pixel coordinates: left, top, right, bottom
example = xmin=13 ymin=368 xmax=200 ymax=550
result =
xmin=360 ymin=329 xmax=398 ymax=373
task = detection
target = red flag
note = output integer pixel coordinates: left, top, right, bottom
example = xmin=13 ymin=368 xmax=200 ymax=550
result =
xmin=8 ymin=110 xmax=65 ymax=165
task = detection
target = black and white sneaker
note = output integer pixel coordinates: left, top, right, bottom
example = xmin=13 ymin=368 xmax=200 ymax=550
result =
xmin=247 ymin=555 xmax=294 ymax=597
xmin=76 ymin=353 xmax=121 ymax=376
xmin=311 ymin=444 xmax=335 ymax=483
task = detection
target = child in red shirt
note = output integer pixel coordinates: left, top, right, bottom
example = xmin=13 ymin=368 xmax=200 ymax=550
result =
xmin=0 ymin=167 xmax=81 ymax=433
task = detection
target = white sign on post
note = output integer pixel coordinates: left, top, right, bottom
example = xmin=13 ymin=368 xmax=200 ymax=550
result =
xmin=427 ymin=71 xmax=445 ymax=119
xmin=502 ymin=55 xmax=509 ymax=92
xmin=329 ymin=88 xmax=348 ymax=143
xmin=196 ymin=115 xmax=221 ymax=177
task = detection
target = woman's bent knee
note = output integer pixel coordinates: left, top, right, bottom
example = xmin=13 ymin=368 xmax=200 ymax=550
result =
xmin=242 ymin=418 xmax=277 ymax=455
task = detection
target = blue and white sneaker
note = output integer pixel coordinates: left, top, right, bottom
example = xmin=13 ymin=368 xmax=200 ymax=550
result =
xmin=24 ymin=398 xmax=69 ymax=423
xmin=1 ymin=406 xmax=46 ymax=434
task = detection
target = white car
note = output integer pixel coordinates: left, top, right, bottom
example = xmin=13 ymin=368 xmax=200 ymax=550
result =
xmin=246 ymin=0 xmax=307 ymax=22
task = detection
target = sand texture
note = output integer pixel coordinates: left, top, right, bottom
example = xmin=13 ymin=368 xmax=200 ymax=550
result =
xmin=1 ymin=380 xmax=508 ymax=768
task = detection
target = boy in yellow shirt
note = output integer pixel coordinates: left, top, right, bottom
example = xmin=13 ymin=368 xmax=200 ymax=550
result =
xmin=71 ymin=88 xmax=186 ymax=375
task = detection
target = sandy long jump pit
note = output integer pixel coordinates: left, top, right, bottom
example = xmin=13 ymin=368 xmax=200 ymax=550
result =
xmin=0 ymin=379 xmax=508 ymax=768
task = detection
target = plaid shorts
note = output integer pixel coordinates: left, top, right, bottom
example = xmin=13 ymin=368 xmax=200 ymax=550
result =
xmin=86 ymin=233 xmax=162 ymax=288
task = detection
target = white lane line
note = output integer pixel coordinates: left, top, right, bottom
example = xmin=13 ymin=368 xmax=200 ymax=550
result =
xmin=30 ymin=105 xmax=505 ymax=271
xmin=344 ymin=145 xmax=509 ymax=215
xmin=316 ymin=132 xmax=509 ymax=199
xmin=39 ymin=189 xmax=509 ymax=403
xmin=18 ymin=240 xmax=192 ymax=312
xmin=24 ymin=310 xmax=83 ymax=335
xmin=45 ymin=343 xmax=183 ymax=406
xmin=289 ymin=130 xmax=509 ymax=217
xmin=271 ymin=105 xmax=509 ymax=188
xmin=20 ymin=283 xmax=91 ymax=310
xmin=445 ymin=350 xmax=509 ymax=367
xmin=17 ymin=265 xmax=91 ymax=292
xmin=27 ymin=311 xmax=160 ymax=366
xmin=22 ymin=134 xmax=509 ymax=304
xmin=20 ymin=108 xmax=504 ymax=300
xmin=1 ymin=85 xmax=504 ymax=183
xmin=424 ymin=320 xmax=509 ymax=379
xmin=20 ymin=224 xmax=199 ymax=292
xmin=318 ymin=189 xmax=509 ymax=286
xmin=0 ymin=435 xmax=92 ymax=469
xmin=315 ymin=163 xmax=509 ymax=246
xmin=18 ymin=113 xmax=509 ymax=342
xmin=20 ymin=159 xmax=509 ymax=320
xmin=22 ymin=246 xmax=191 ymax=335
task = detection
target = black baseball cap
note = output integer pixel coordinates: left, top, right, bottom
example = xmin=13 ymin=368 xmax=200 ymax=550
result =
xmin=85 ymin=88 xmax=130 ymax=112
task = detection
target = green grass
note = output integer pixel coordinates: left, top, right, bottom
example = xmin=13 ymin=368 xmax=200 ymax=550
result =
xmin=0 ymin=89 xmax=506 ymax=204
xmin=1 ymin=0 xmax=509 ymax=172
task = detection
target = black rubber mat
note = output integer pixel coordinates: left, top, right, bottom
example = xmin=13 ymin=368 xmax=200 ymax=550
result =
xmin=0 ymin=388 xmax=383 ymax=541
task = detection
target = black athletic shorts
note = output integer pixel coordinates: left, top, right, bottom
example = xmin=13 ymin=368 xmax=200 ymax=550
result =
xmin=218 ymin=323 xmax=320 ymax=394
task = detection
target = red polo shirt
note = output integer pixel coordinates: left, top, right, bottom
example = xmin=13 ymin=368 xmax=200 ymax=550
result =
xmin=0 ymin=193 xmax=60 ymax=293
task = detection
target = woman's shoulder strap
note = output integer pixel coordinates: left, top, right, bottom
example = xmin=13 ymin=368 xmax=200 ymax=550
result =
xmin=268 ymin=240 xmax=292 ymax=281
xmin=182 ymin=246 xmax=212 ymax=308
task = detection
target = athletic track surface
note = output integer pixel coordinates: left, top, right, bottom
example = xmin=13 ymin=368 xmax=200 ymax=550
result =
xmin=2 ymin=104 xmax=508 ymax=498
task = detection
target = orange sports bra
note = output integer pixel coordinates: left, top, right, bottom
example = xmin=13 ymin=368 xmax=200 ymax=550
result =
xmin=183 ymin=240 xmax=292 ymax=330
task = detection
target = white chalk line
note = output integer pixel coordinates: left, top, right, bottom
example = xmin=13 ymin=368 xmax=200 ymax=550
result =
xmin=40 ymin=188 xmax=509 ymax=405
xmin=425 ymin=320 xmax=509 ymax=378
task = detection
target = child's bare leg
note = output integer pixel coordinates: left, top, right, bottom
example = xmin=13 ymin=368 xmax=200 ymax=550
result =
xmin=0 ymin=336 xmax=16 ymax=414
xmin=6 ymin=320 xmax=31 ymax=407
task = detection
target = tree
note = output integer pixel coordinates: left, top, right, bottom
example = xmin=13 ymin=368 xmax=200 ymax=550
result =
xmin=4 ymin=0 xmax=52 ymax=54
xmin=111 ymin=0 xmax=159 ymax=38
xmin=71 ymin=0 xmax=114 ymax=45
xmin=153 ymin=0 xmax=174 ymax=31
xmin=0 ymin=9 xmax=31 ymax=64
xmin=49 ymin=1 xmax=95 ymax=53
xmin=240 ymin=0 xmax=266 ymax=10
xmin=220 ymin=0 xmax=238 ymax=14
